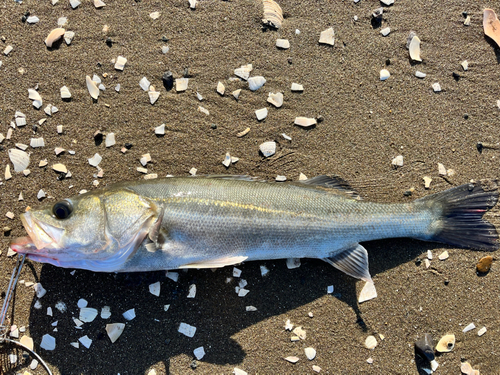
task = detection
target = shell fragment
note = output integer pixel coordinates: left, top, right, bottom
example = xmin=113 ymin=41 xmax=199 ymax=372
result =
xmin=45 ymin=28 xmax=65 ymax=47
xmin=294 ymin=117 xmax=317 ymax=128
xmin=262 ymin=0 xmax=283 ymax=29
xmin=319 ymin=28 xmax=335 ymax=45
xmin=106 ymin=323 xmax=125 ymax=343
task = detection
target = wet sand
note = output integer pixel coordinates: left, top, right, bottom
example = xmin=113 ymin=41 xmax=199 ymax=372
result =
xmin=0 ymin=0 xmax=499 ymax=373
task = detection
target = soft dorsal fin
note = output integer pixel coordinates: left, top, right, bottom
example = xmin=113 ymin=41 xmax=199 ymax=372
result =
xmin=323 ymin=244 xmax=372 ymax=282
xmin=299 ymin=175 xmax=361 ymax=200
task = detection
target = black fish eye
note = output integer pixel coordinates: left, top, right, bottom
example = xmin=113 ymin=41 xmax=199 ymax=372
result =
xmin=52 ymin=200 xmax=73 ymax=220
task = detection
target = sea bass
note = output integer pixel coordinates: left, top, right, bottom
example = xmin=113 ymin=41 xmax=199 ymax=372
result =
xmin=10 ymin=176 xmax=499 ymax=282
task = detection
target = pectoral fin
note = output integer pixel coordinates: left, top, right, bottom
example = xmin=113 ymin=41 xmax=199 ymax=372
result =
xmin=179 ymin=256 xmax=248 ymax=269
xmin=323 ymin=244 xmax=373 ymax=282
xmin=148 ymin=207 xmax=164 ymax=244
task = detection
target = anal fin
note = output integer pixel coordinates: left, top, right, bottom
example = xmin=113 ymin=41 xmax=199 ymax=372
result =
xmin=179 ymin=256 xmax=248 ymax=269
xmin=323 ymin=244 xmax=372 ymax=282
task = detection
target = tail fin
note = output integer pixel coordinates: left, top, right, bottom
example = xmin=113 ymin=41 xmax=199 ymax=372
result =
xmin=416 ymin=181 xmax=499 ymax=250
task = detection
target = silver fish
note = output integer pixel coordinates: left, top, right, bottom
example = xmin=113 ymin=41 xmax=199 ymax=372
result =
xmin=10 ymin=176 xmax=499 ymax=283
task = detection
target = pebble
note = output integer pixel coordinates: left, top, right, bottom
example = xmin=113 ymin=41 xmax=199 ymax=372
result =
xmin=327 ymin=285 xmax=334 ymax=294
xmin=476 ymin=255 xmax=492 ymax=273
xmin=246 ymin=306 xmax=257 ymax=311
xmin=435 ymin=334 xmax=455 ymax=352
xmin=319 ymin=27 xmax=335 ymax=45
xmin=77 ymin=299 xmax=88 ymax=308
xmin=438 ymin=250 xmax=449 ymax=260
xmin=365 ymin=335 xmax=377 ymax=349
xmin=150 ymin=11 xmax=160 ymax=20
xmin=255 ymin=108 xmax=268 ymax=121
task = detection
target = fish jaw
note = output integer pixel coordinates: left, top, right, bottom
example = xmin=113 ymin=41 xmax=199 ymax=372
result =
xmin=19 ymin=211 xmax=64 ymax=251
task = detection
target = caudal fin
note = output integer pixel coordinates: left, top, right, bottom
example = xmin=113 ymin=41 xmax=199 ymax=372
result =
xmin=417 ymin=181 xmax=499 ymax=250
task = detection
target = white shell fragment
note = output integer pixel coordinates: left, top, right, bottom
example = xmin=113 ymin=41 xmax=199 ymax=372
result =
xmin=27 ymin=16 xmax=40 ymax=24
xmin=60 ymin=86 xmax=71 ymax=99
xmin=88 ymin=153 xmax=102 ymax=167
xmin=178 ymin=322 xmax=196 ymax=337
xmin=365 ymin=335 xmax=378 ymax=349
xmin=37 ymin=189 xmax=46 ymax=200
xmin=380 ymin=69 xmax=390 ymax=81
xmin=174 ymin=78 xmax=188 ymax=92
xmin=319 ymin=27 xmax=335 ymax=45
xmin=232 ymin=89 xmax=242 ymax=99
xmin=106 ymin=323 xmax=125 ymax=343
xmin=101 ymin=306 xmax=111 ymax=319
xmin=262 ymin=0 xmax=283 ymax=29
xmin=246 ymin=306 xmax=257 ymax=311
xmin=150 ymin=11 xmax=160 ymax=19
xmin=9 ymin=149 xmax=30 ymax=172
xmin=285 ymin=356 xmax=300 ymax=364
xmin=217 ymin=81 xmax=225 ymax=95
xmin=291 ymin=83 xmax=304 ymax=92
xmin=40 ymin=334 xmax=56 ymax=350
xmin=234 ymin=65 xmax=252 ymax=80
xmin=415 ymin=71 xmax=426 ymax=79
xmin=276 ymin=39 xmax=290 ymax=49
xmin=149 ymin=89 xmax=160 ymax=105
xmin=255 ymin=108 xmax=268 ymax=121
xmin=461 ymin=60 xmax=468 ymax=71
xmin=294 ymin=117 xmax=317 ymax=128
xmin=380 ymin=27 xmax=391 ymax=36
xmin=248 ymin=76 xmax=266 ymax=91
xmin=478 ymin=327 xmax=487 ymax=336
xmin=64 ymin=31 xmax=75 ymax=45
xmin=392 ymin=155 xmax=403 ymax=167
xmin=409 ymin=36 xmax=422 ymax=62
xmin=267 ymin=92 xmax=283 ymax=108
xmin=233 ymin=368 xmax=248 ymax=375
xmin=114 ymin=56 xmax=127 ymax=71
xmin=149 ymin=282 xmax=161 ymax=296
xmin=94 ymin=0 xmax=106 ymax=8
xmin=31 ymin=137 xmax=45 ymax=148
xmin=223 ymin=152 xmax=231 ymax=168
xmin=423 ymin=176 xmax=432 ymax=189
xmin=305 ymin=347 xmax=316 ymax=360
xmin=463 ymin=323 xmax=476 ymax=333
xmin=45 ymin=28 xmax=65 ymax=47
xmin=438 ymin=163 xmax=447 ymax=176
xmin=105 ymin=133 xmax=116 ymax=147
xmin=122 ymin=309 xmax=136 ymax=321
xmin=79 ymin=307 xmax=98 ymax=322
xmin=139 ymin=77 xmax=151 ymax=91
xmin=77 ymin=299 xmax=88 ymax=308
xmin=259 ymin=141 xmax=276 ymax=157
xmin=86 ymin=75 xmax=99 ymax=99
xmin=193 ymin=346 xmax=206 ymax=360
xmin=438 ymin=250 xmax=449 ymax=260
xmin=187 ymin=284 xmax=196 ymax=298
xmin=286 ymin=258 xmax=301 ymax=269
xmin=358 ymin=282 xmax=377 ymax=303
xmin=155 ymin=124 xmax=165 ymax=135
xmin=70 ymin=0 xmax=81 ymax=8
xmin=28 ymin=88 xmax=43 ymax=109
xmin=436 ymin=334 xmax=455 ymax=352
xmin=79 ymin=335 xmax=92 ymax=349
xmin=432 ymin=82 xmax=441 ymax=92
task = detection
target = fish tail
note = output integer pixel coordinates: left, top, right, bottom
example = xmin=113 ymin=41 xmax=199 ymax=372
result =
xmin=417 ymin=181 xmax=499 ymax=250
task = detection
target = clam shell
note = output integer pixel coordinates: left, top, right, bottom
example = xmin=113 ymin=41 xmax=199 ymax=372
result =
xmin=8 ymin=148 xmax=30 ymax=172
xmin=45 ymin=28 xmax=65 ymax=47
xmin=484 ymin=9 xmax=500 ymax=48
xmin=267 ymin=92 xmax=283 ymax=107
xmin=60 ymin=86 xmax=71 ymax=99
xmin=380 ymin=69 xmax=390 ymax=81
xmin=106 ymin=323 xmax=125 ymax=343
xmin=259 ymin=141 xmax=276 ymax=157
xmin=79 ymin=307 xmax=98 ymax=322
xmin=86 ymin=75 xmax=99 ymax=99
xmin=262 ymin=0 xmax=283 ymax=29
xmin=365 ymin=335 xmax=377 ymax=349
xmin=435 ymin=334 xmax=455 ymax=352
xmin=409 ymin=36 xmax=422 ymax=62
xmin=319 ymin=27 xmax=335 ymax=45
xmin=294 ymin=117 xmax=317 ymax=128
xmin=248 ymin=76 xmax=266 ymax=91
xmin=276 ymin=39 xmax=290 ymax=49
xmin=255 ymin=108 xmax=268 ymax=121
xmin=304 ymin=347 xmax=316 ymax=360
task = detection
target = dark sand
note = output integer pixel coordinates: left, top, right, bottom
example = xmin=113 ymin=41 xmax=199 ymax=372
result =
xmin=1 ymin=0 xmax=499 ymax=373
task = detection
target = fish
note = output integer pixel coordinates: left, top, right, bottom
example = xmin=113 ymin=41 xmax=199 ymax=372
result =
xmin=10 ymin=176 xmax=499 ymax=283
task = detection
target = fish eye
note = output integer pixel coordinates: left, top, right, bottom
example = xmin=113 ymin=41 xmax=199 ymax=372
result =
xmin=52 ymin=200 xmax=73 ymax=220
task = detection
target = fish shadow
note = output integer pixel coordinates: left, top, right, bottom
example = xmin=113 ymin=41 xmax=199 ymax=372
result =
xmin=25 ymin=238 xmax=442 ymax=374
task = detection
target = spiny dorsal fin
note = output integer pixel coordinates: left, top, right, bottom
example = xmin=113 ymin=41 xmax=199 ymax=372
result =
xmin=323 ymin=244 xmax=372 ymax=282
xmin=300 ymin=175 xmax=361 ymax=200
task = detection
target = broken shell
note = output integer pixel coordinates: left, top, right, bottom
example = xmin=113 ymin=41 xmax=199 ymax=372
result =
xmin=267 ymin=92 xmax=283 ymax=107
xmin=79 ymin=307 xmax=98 ymax=322
xmin=294 ymin=117 xmax=317 ymax=128
xmin=79 ymin=335 xmax=92 ymax=349
xmin=234 ymin=66 xmax=252 ymax=80
xmin=259 ymin=141 xmax=276 ymax=157
xmin=105 ymin=133 xmax=116 ymax=147
xmin=415 ymin=333 xmax=435 ymax=362
xmin=45 ymin=28 xmax=65 ymax=47
xmin=232 ymin=89 xmax=242 ymax=99
xmin=64 ymin=31 xmax=75 ymax=45
xmin=262 ymin=0 xmax=283 ymax=29
xmin=86 ymin=75 xmax=99 ymax=99
xmin=94 ymin=0 xmax=106 ymax=8
xmin=438 ymin=250 xmax=449 ymax=260
xmin=463 ymin=323 xmax=476 ymax=333
xmin=380 ymin=69 xmax=390 ymax=81
xmin=304 ymin=347 xmax=316 ymax=360
xmin=365 ymin=335 xmax=377 ymax=350
xmin=435 ymin=334 xmax=455 ymax=352
xmin=52 ymin=163 xmax=68 ymax=174
xmin=358 ymin=281 xmax=377 ymax=303
xmin=178 ymin=322 xmax=196 ymax=337
xmin=432 ymin=82 xmax=442 ymax=92
xmin=40 ymin=334 xmax=56 ymax=350
xmin=484 ymin=9 xmax=500 ymax=48
xmin=409 ymin=36 xmax=422 ymax=62
xmin=9 ymin=149 xmax=30 ymax=172
xmin=149 ymin=281 xmax=161 ymax=296
xmin=139 ymin=77 xmax=151 ymax=91
xmin=461 ymin=362 xmax=473 ymax=374
xmin=461 ymin=60 xmax=468 ymax=71
xmin=106 ymin=323 xmax=125 ymax=343
xmin=176 ymin=78 xmax=189 ymax=92
xmin=255 ymin=108 xmax=268 ymax=121
xmin=217 ymin=81 xmax=225 ymax=95
xmin=101 ymin=306 xmax=111 ymax=319
xmin=477 ymin=326 xmax=487 ymax=336
xmin=392 ymin=155 xmax=403 ymax=167
xmin=476 ymin=255 xmax=493 ymax=273
xmin=236 ymin=127 xmax=250 ymax=137
xmin=149 ymin=90 xmax=160 ymax=104
xmin=319 ymin=27 xmax=335 ymax=45
xmin=20 ymin=336 xmax=34 ymax=351
xmin=291 ymin=83 xmax=304 ymax=92
xmin=423 ymin=176 xmax=432 ymax=189
xmin=60 ymin=86 xmax=71 ymax=99
xmin=276 ymin=39 xmax=290 ymax=49
xmin=285 ymin=356 xmax=299 ymax=363
xmin=122 ymin=309 xmax=136 ymax=321
xmin=114 ymin=56 xmax=127 ymax=71
xmin=88 ymin=153 xmax=102 ymax=167
xmin=248 ymin=76 xmax=266 ymax=91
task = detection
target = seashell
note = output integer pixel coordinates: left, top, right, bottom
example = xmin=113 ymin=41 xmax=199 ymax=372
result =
xmin=285 ymin=356 xmax=299 ymax=363
xmin=20 ymin=336 xmax=34 ymax=351
xmin=28 ymin=88 xmax=43 ymax=109
xmin=476 ymin=255 xmax=493 ymax=273
xmin=5 ymin=165 xmax=11 ymax=180
xmin=94 ymin=0 xmax=106 ymax=8
xmin=79 ymin=307 xmax=98 ymax=322
xmin=409 ymin=36 xmax=422 ymax=62
xmin=9 ymin=149 xmax=30 ymax=172
xmin=45 ymin=28 xmax=65 ymax=47
xmin=477 ymin=326 xmax=487 ymax=336
xmin=267 ymin=92 xmax=283 ymax=107
xmin=463 ymin=323 xmax=476 ymax=333
xmin=294 ymin=117 xmax=317 ymax=128
xmin=88 ymin=153 xmax=102 ymax=167
xmin=484 ymin=9 xmax=500 ymax=48
xmin=155 ymin=124 xmax=165 ymax=135
xmin=70 ymin=0 xmax=81 ymax=9
xmin=64 ymin=31 xmax=75 ymax=45
xmin=438 ymin=250 xmax=448 ymax=260
xmin=262 ymin=0 xmax=283 ymax=29
xmin=461 ymin=60 xmax=468 ymax=71
xmin=187 ymin=284 xmax=196 ymax=298
xmin=435 ymin=334 xmax=455 ymax=352
xmin=248 ymin=76 xmax=266 ymax=91
xmin=101 ymin=306 xmax=111 ymax=319
xmin=79 ymin=335 xmax=92 ymax=349
xmin=380 ymin=27 xmax=390 ymax=36
xmin=432 ymin=82 xmax=441 ymax=92
xmin=259 ymin=141 xmax=276 ymax=157
xmin=461 ymin=362 xmax=473 ymax=375
xmin=415 ymin=333 xmax=435 ymax=362
xmin=27 ymin=16 xmax=40 ymax=24
xmin=276 ymin=175 xmax=286 ymax=182
xmin=106 ymin=323 xmax=125 ymax=343
xmin=304 ymin=347 xmax=316 ymax=360
xmin=60 ymin=86 xmax=72 ymax=99
xmin=234 ymin=66 xmax=252 ymax=80
xmin=358 ymin=281 xmax=377 ymax=303
xmin=236 ymin=127 xmax=250 ymax=137
xmin=392 ymin=155 xmax=403 ymax=167
xmin=380 ymin=69 xmax=390 ymax=81
xmin=276 ymin=39 xmax=290 ymax=49
xmin=232 ymin=89 xmax=242 ymax=99
xmin=189 ymin=0 xmax=197 ymax=9
xmin=40 ymin=334 xmax=56 ymax=350
xmin=217 ymin=81 xmax=225 ymax=95
xmin=149 ymin=281 xmax=161 ymax=296
xmin=178 ymin=322 xmax=196 ymax=337
xmin=223 ymin=152 xmax=231 ymax=168
xmin=139 ymin=77 xmax=151 ymax=91
xmin=255 ymin=108 xmax=268 ymax=121
xmin=423 ymin=176 xmax=432 ymax=189
xmin=86 ymin=75 xmax=99 ymax=99
xmin=78 ymin=299 xmax=88 ymax=309
xmin=176 ymin=78 xmax=189 ymax=92
xmin=122 ymin=308 xmax=136 ymax=320
xmin=105 ymin=133 xmax=116 ymax=147
xmin=30 ymin=137 xmax=45 ymax=148
xmin=291 ymin=83 xmax=304 ymax=92
xmin=149 ymin=90 xmax=160 ymax=104
xmin=52 ymin=164 xmax=67 ymax=174
xmin=193 ymin=346 xmax=205 ymax=360
xmin=319 ymin=27 xmax=335 ymax=46
xmin=365 ymin=335 xmax=377 ymax=349
xmin=114 ymin=56 xmax=127 ymax=71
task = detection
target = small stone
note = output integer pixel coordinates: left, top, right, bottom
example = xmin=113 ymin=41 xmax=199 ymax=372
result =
xmin=162 ymin=71 xmax=174 ymax=90
xmin=150 ymin=11 xmax=160 ymax=19
xmin=476 ymin=255 xmax=493 ymax=273
xmin=176 ymin=78 xmax=189 ymax=92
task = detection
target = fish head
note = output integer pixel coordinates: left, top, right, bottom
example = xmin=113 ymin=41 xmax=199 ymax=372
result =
xmin=10 ymin=189 xmax=159 ymax=272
